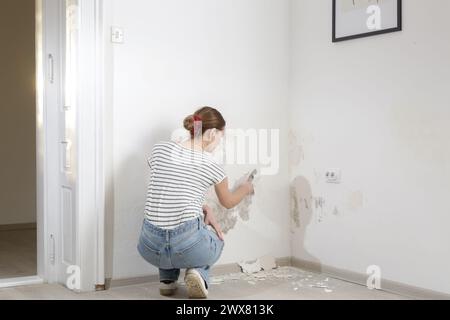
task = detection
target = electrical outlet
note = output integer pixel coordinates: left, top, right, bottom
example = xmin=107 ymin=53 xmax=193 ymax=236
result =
xmin=111 ymin=27 xmax=124 ymax=44
xmin=325 ymin=168 xmax=341 ymax=184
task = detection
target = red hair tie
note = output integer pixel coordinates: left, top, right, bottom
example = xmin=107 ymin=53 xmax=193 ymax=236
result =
xmin=191 ymin=115 xmax=203 ymax=135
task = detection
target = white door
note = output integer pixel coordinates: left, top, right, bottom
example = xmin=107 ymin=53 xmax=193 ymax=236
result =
xmin=58 ymin=0 xmax=79 ymax=287
xmin=40 ymin=0 xmax=105 ymax=292
xmin=39 ymin=0 xmax=78 ymax=286
xmin=38 ymin=0 xmax=64 ymax=284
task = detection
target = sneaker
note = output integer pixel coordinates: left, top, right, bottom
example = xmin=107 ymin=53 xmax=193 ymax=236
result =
xmin=159 ymin=281 xmax=178 ymax=296
xmin=184 ymin=269 xmax=208 ymax=299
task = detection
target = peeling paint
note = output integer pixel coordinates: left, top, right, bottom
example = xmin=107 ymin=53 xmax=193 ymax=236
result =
xmin=290 ymin=186 xmax=301 ymax=228
xmin=232 ymin=173 xmax=257 ymax=222
xmin=204 ymin=174 xmax=256 ymax=233
xmin=234 ymin=191 xmax=253 ymax=222
xmin=315 ymin=197 xmax=326 ymax=223
xmin=205 ymin=188 xmax=237 ymax=234
xmin=315 ymin=197 xmax=325 ymax=209
xmin=209 ymin=196 xmax=239 ymax=234
xmin=290 ymin=176 xmax=314 ymax=228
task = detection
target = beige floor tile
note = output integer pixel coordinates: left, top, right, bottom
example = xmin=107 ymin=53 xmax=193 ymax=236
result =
xmin=0 ymin=229 xmax=37 ymax=279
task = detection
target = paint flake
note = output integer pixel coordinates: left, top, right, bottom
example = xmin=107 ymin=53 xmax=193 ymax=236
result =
xmin=238 ymin=259 xmax=262 ymax=274
xmin=259 ymin=255 xmax=277 ymax=271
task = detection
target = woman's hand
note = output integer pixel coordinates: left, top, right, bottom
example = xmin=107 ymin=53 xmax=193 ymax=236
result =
xmin=203 ymin=205 xmax=225 ymax=241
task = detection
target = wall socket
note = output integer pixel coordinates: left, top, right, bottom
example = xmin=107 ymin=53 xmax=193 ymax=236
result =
xmin=325 ymin=168 xmax=341 ymax=184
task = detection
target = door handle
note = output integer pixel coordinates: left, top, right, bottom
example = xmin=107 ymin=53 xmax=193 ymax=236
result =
xmin=50 ymin=234 xmax=56 ymax=265
xmin=48 ymin=54 xmax=55 ymax=84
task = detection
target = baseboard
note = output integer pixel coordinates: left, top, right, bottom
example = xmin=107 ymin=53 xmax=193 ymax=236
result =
xmin=291 ymin=257 xmax=450 ymax=300
xmin=0 ymin=276 xmax=43 ymax=289
xmin=107 ymin=275 xmax=160 ymax=289
xmin=276 ymin=256 xmax=292 ymax=268
xmin=0 ymin=223 xmax=37 ymax=231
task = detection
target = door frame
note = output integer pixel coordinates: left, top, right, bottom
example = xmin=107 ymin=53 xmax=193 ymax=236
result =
xmin=74 ymin=0 xmax=106 ymax=291
xmin=36 ymin=0 xmax=106 ymax=292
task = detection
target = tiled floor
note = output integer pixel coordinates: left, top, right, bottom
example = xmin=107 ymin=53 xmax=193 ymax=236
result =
xmin=0 ymin=229 xmax=37 ymax=279
xmin=0 ymin=267 xmax=410 ymax=300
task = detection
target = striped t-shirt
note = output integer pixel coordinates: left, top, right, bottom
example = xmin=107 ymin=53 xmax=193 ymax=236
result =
xmin=144 ymin=141 xmax=227 ymax=229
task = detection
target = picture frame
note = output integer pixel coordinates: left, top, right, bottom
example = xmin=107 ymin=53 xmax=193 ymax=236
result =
xmin=332 ymin=0 xmax=402 ymax=42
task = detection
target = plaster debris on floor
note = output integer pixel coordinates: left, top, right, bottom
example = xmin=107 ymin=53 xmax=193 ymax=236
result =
xmin=238 ymin=254 xmax=276 ymax=274
xmin=238 ymin=259 xmax=262 ymax=274
xmin=188 ymin=266 xmax=337 ymax=294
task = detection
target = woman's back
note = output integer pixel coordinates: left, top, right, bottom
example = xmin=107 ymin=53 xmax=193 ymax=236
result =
xmin=145 ymin=141 xmax=226 ymax=229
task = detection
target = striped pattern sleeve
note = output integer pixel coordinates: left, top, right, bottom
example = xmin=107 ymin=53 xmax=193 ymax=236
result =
xmin=207 ymin=159 xmax=227 ymax=185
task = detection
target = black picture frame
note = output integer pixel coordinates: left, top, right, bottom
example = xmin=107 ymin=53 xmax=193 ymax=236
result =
xmin=332 ymin=0 xmax=402 ymax=43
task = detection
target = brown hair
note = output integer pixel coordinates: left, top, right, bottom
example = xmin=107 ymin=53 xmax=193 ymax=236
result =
xmin=183 ymin=107 xmax=226 ymax=138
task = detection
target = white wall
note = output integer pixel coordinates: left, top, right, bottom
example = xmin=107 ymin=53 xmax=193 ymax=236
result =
xmin=290 ymin=0 xmax=450 ymax=294
xmin=0 ymin=0 xmax=36 ymax=226
xmin=108 ymin=0 xmax=291 ymax=280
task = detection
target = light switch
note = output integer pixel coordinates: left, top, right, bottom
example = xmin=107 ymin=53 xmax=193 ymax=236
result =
xmin=111 ymin=27 xmax=124 ymax=44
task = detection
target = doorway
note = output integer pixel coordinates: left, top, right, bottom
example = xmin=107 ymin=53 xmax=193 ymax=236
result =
xmin=0 ymin=0 xmax=38 ymax=282
xmin=0 ymin=0 xmax=106 ymax=291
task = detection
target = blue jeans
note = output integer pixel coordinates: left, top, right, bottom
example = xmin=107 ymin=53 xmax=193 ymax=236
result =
xmin=137 ymin=217 xmax=224 ymax=288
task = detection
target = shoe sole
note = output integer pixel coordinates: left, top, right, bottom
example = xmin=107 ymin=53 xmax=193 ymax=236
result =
xmin=160 ymin=288 xmax=177 ymax=296
xmin=185 ymin=273 xmax=208 ymax=299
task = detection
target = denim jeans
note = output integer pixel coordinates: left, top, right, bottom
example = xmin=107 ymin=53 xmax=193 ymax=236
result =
xmin=137 ymin=217 xmax=224 ymax=288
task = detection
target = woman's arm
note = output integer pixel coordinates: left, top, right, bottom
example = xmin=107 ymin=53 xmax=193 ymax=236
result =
xmin=214 ymin=178 xmax=254 ymax=209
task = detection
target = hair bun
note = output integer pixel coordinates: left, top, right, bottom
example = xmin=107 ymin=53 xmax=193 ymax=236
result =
xmin=183 ymin=107 xmax=226 ymax=138
xmin=183 ymin=115 xmax=195 ymax=131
